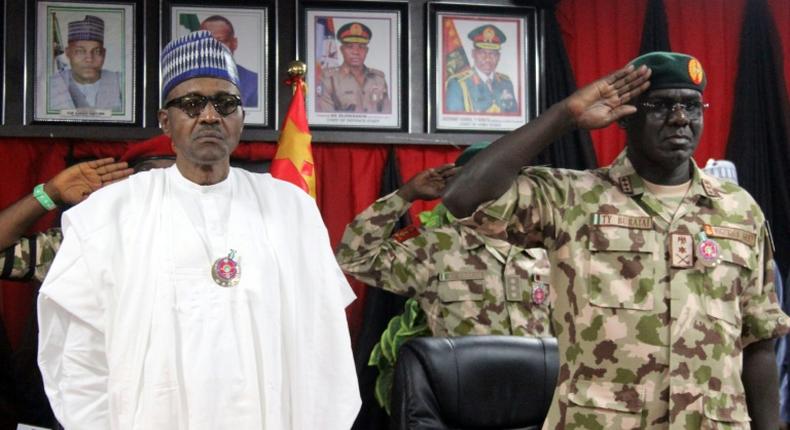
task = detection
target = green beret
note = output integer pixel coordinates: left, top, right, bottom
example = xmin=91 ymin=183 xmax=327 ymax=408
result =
xmin=630 ymin=51 xmax=706 ymax=93
xmin=455 ymin=141 xmax=490 ymax=167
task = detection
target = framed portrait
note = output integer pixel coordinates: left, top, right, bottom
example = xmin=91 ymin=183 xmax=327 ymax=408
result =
xmin=33 ymin=1 xmax=136 ymax=123
xmin=166 ymin=1 xmax=272 ymax=127
xmin=301 ymin=2 xmax=406 ymax=130
xmin=429 ymin=5 xmax=540 ymax=132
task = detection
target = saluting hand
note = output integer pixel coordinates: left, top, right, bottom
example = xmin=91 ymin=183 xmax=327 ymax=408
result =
xmin=46 ymin=158 xmax=135 ymax=205
xmin=566 ymin=64 xmax=652 ymax=130
xmin=397 ymin=163 xmax=459 ymax=202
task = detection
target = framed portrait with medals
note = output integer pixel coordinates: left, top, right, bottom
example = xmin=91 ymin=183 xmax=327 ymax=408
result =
xmin=33 ymin=1 xmax=137 ymax=123
xmin=428 ymin=3 xmax=540 ymax=132
xmin=300 ymin=1 xmax=407 ymax=131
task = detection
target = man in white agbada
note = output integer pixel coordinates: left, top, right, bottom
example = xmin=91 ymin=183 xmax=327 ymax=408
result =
xmin=37 ymin=30 xmax=361 ymax=429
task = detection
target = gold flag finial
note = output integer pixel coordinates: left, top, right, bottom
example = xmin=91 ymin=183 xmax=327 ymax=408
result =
xmin=285 ymin=61 xmax=307 ymax=95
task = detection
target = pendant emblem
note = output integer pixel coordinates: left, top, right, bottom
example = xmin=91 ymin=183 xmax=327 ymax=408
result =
xmin=212 ymin=249 xmax=241 ymax=287
xmin=532 ymin=282 xmax=547 ymax=305
xmin=696 ymin=233 xmax=722 ymax=268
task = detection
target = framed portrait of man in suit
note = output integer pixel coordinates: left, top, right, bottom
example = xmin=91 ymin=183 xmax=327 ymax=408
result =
xmin=301 ymin=2 xmax=406 ymax=130
xmin=33 ymin=1 xmax=136 ymax=123
xmin=430 ymin=5 xmax=540 ymax=132
xmin=167 ymin=3 xmax=271 ymax=127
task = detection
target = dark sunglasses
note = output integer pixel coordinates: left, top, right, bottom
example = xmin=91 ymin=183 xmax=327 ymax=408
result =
xmin=164 ymin=94 xmax=242 ymax=118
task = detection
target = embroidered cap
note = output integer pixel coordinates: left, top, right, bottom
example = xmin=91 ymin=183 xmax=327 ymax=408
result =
xmin=161 ymin=30 xmax=240 ymax=101
xmin=468 ymin=25 xmax=506 ymax=50
xmin=68 ymin=15 xmax=104 ymax=43
xmin=629 ymin=51 xmax=707 ymax=93
xmin=337 ymin=22 xmax=372 ymax=44
xmin=703 ymin=159 xmax=739 ymax=185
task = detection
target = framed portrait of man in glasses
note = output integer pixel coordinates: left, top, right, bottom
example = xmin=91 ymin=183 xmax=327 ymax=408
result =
xmin=167 ymin=3 xmax=272 ymax=127
xmin=33 ymin=1 xmax=136 ymax=123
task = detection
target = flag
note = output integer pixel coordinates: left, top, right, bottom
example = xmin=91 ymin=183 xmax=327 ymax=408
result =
xmin=51 ymin=12 xmax=67 ymax=74
xmin=270 ymin=77 xmax=316 ymax=198
xmin=443 ymin=17 xmax=471 ymax=80
xmin=180 ymin=14 xmax=201 ymax=32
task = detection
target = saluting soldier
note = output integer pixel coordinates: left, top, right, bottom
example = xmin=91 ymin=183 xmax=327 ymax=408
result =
xmin=444 ymin=52 xmax=790 ymax=428
xmin=445 ymin=24 xmax=518 ymax=114
xmin=336 ymin=144 xmax=552 ymax=338
xmin=317 ymin=21 xmax=391 ymax=114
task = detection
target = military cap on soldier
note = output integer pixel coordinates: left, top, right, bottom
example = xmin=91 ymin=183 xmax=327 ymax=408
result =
xmin=68 ymin=15 xmax=104 ymax=43
xmin=455 ymin=141 xmax=490 ymax=167
xmin=337 ymin=22 xmax=372 ymax=44
xmin=630 ymin=51 xmax=707 ymax=93
xmin=160 ymin=30 xmax=240 ymax=100
xmin=468 ymin=25 xmax=506 ymax=50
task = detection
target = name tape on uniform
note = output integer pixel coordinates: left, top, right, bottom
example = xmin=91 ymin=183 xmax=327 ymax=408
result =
xmin=439 ymin=271 xmax=486 ymax=282
xmin=592 ymin=213 xmax=653 ymax=230
xmin=703 ymin=224 xmax=756 ymax=247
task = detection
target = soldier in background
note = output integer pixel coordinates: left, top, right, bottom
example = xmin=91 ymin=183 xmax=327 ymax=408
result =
xmin=317 ymin=21 xmax=391 ymax=114
xmin=337 ymin=144 xmax=552 ymax=337
xmin=336 ymin=144 xmax=552 ymax=413
xmin=444 ymin=52 xmax=789 ymax=428
xmin=445 ymin=24 xmax=518 ymax=114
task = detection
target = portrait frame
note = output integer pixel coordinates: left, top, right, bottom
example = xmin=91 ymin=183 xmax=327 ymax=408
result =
xmin=32 ymin=1 xmax=137 ymax=124
xmin=428 ymin=4 xmax=540 ymax=132
xmin=300 ymin=1 xmax=407 ymax=131
xmin=163 ymin=0 xmax=274 ymax=128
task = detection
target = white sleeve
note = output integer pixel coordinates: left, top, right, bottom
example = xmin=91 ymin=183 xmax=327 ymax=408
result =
xmin=37 ymin=228 xmax=109 ymax=430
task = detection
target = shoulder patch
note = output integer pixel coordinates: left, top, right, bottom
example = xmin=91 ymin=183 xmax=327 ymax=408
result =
xmin=392 ymin=225 xmax=420 ymax=243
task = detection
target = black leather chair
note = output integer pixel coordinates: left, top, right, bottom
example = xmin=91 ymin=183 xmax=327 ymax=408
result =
xmin=390 ymin=336 xmax=559 ymax=430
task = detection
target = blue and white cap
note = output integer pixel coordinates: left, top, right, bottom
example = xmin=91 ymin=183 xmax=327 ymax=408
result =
xmin=68 ymin=15 xmax=104 ymax=43
xmin=703 ymin=159 xmax=739 ymax=185
xmin=161 ymin=30 xmax=240 ymax=100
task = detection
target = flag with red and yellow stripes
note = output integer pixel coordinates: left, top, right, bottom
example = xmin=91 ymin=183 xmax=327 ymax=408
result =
xmin=270 ymin=77 xmax=316 ymax=198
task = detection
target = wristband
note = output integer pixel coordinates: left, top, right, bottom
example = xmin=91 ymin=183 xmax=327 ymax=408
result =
xmin=33 ymin=183 xmax=57 ymax=211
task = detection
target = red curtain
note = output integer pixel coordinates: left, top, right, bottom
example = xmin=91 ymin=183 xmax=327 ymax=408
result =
xmin=3 ymin=0 xmax=790 ymax=348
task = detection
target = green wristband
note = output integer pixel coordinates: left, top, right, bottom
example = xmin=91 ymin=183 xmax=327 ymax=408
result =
xmin=33 ymin=183 xmax=57 ymax=211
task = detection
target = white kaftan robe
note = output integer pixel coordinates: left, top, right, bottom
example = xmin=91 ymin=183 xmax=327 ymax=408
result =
xmin=37 ymin=166 xmax=360 ymax=430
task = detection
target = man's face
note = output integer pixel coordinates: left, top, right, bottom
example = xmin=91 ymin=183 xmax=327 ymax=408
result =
xmin=65 ymin=40 xmax=105 ymax=84
xmin=158 ymin=77 xmax=244 ymax=167
xmin=201 ymin=20 xmax=237 ymax=53
xmin=626 ymin=88 xmax=704 ymax=173
xmin=340 ymin=42 xmax=368 ymax=68
xmin=472 ymin=48 xmax=500 ymax=75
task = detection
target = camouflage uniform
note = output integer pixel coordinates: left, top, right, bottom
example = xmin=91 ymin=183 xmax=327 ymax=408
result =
xmin=317 ymin=64 xmax=391 ymax=114
xmin=460 ymin=149 xmax=790 ymax=429
xmin=336 ymin=192 xmax=552 ymax=337
xmin=0 ymin=228 xmax=62 ymax=282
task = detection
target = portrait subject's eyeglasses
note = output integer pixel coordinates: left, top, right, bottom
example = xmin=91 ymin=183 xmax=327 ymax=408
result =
xmin=640 ymin=100 xmax=709 ymax=120
xmin=164 ymin=94 xmax=242 ymax=118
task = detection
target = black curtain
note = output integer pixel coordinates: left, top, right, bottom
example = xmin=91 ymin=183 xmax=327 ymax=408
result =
xmin=351 ymin=146 xmax=410 ymax=430
xmin=726 ymin=0 xmax=790 ymax=278
xmin=533 ymin=5 xmax=597 ymax=169
xmin=639 ymin=0 xmax=671 ymax=54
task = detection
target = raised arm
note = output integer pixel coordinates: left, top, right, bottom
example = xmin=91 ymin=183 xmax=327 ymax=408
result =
xmin=335 ymin=164 xmax=456 ymax=292
xmin=443 ymin=65 xmax=651 ymax=218
xmin=0 ymin=158 xmax=132 ymax=250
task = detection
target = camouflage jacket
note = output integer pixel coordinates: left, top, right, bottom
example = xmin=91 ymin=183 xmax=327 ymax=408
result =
xmin=0 ymin=228 xmax=62 ymax=282
xmin=336 ymin=192 xmax=552 ymax=337
xmin=461 ymin=149 xmax=790 ymax=429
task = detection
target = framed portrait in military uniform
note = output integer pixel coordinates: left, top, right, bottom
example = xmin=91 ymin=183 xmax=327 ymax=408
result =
xmin=301 ymin=2 xmax=406 ymax=130
xmin=429 ymin=4 xmax=540 ymax=132
xmin=32 ymin=1 xmax=137 ymax=123
xmin=165 ymin=1 xmax=273 ymax=127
